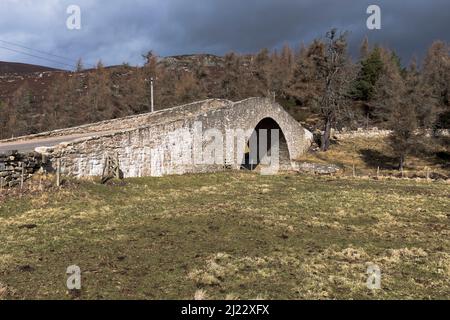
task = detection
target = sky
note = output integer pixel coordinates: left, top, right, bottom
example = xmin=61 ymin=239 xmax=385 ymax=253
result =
xmin=0 ymin=0 xmax=448 ymax=70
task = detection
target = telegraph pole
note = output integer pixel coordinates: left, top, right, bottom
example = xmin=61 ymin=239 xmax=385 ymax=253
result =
xmin=150 ymin=77 xmax=154 ymax=113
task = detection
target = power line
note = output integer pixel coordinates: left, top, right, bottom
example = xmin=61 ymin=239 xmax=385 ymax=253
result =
xmin=0 ymin=39 xmax=97 ymax=70
xmin=0 ymin=45 xmax=76 ymax=69
xmin=0 ymin=39 xmax=76 ymax=63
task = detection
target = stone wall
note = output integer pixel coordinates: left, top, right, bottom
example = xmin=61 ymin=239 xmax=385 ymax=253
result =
xmin=334 ymin=128 xmax=450 ymax=139
xmin=334 ymin=128 xmax=391 ymax=139
xmin=0 ymin=151 xmax=44 ymax=188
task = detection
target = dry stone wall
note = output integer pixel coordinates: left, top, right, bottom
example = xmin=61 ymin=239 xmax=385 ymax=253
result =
xmin=0 ymin=151 xmax=44 ymax=188
xmin=334 ymin=128 xmax=450 ymax=139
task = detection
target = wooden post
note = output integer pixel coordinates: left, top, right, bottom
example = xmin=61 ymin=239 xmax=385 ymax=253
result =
xmin=0 ymin=177 xmax=3 ymax=192
xmin=426 ymin=167 xmax=430 ymax=181
xmin=56 ymin=158 xmax=61 ymax=187
xmin=377 ymin=166 xmax=380 ymax=179
xmin=352 ymin=163 xmax=356 ymax=178
xmin=115 ymin=153 xmax=120 ymax=179
xmin=102 ymin=153 xmax=109 ymax=179
xmin=20 ymin=163 xmax=25 ymax=190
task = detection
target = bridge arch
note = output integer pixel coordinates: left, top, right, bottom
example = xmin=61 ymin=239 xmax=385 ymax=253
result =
xmin=222 ymin=98 xmax=312 ymax=170
xmin=241 ymin=117 xmax=291 ymax=170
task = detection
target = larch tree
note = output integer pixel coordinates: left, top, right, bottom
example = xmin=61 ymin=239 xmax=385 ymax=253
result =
xmin=174 ymin=71 xmax=202 ymax=104
xmin=222 ymin=52 xmax=244 ymax=100
xmin=374 ymin=50 xmax=419 ymax=171
xmin=82 ymin=62 xmax=113 ymax=122
xmin=422 ymin=41 xmax=450 ymax=129
xmin=406 ymin=57 xmax=439 ymax=129
xmin=287 ymin=39 xmax=325 ymax=110
xmin=269 ymin=44 xmax=295 ymax=99
xmin=143 ymin=50 xmax=158 ymax=78
xmin=253 ymin=48 xmax=271 ymax=96
xmin=75 ymin=58 xmax=84 ymax=72
xmin=4 ymin=85 xmax=34 ymax=137
xmin=360 ymin=36 xmax=370 ymax=60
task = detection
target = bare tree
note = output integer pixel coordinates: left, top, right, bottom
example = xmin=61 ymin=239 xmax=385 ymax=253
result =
xmin=317 ymin=29 xmax=353 ymax=151
xmin=360 ymin=36 xmax=370 ymax=60
xmin=174 ymin=71 xmax=202 ymax=104
xmin=75 ymin=58 xmax=84 ymax=72
xmin=143 ymin=50 xmax=158 ymax=75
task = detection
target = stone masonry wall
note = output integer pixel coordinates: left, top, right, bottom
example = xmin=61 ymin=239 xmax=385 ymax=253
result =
xmin=0 ymin=151 xmax=44 ymax=188
xmin=40 ymin=98 xmax=313 ymax=178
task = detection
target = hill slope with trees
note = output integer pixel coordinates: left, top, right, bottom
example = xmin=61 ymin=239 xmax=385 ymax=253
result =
xmin=0 ymin=32 xmax=448 ymax=170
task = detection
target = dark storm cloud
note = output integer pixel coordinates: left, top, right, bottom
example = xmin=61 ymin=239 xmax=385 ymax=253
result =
xmin=0 ymin=0 xmax=448 ymax=69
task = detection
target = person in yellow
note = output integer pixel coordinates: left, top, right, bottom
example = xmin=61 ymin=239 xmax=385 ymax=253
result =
xmin=244 ymin=142 xmax=250 ymax=155
xmin=243 ymin=142 xmax=256 ymax=170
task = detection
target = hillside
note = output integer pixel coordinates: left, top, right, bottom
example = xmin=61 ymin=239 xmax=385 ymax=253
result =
xmin=0 ymin=53 xmax=323 ymax=141
xmin=0 ymin=61 xmax=61 ymax=74
xmin=0 ymin=39 xmax=448 ymax=143
xmin=0 ymin=55 xmax=234 ymax=101
xmin=298 ymin=134 xmax=450 ymax=179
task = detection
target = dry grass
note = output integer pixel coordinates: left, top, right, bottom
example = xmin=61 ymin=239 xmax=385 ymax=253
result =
xmin=297 ymin=136 xmax=449 ymax=179
xmin=0 ymin=172 xmax=449 ymax=299
xmin=194 ymin=289 xmax=208 ymax=300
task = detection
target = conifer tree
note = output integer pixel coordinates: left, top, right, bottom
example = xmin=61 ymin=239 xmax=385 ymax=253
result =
xmin=352 ymin=46 xmax=383 ymax=101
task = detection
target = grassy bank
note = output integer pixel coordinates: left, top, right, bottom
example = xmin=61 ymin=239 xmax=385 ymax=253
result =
xmin=0 ymin=172 xmax=449 ymax=300
xmin=298 ymin=135 xmax=449 ymax=179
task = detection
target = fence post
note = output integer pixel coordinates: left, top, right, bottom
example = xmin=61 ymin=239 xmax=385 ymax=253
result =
xmin=377 ymin=166 xmax=380 ymax=179
xmin=115 ymin=153 xmax=120 ymax=179
xmin=56 ymin=158 xmax=61 ymax=187
xmin=20 ymin=163 xmax=25 ymax=190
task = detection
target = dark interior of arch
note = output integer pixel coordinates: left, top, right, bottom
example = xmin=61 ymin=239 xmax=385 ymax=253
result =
xmin=241 ymin=118 xmax=290 ymax=170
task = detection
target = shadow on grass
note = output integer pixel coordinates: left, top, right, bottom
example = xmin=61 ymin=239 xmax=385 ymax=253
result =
xmin=430 ymin=137 xmax=450 ymax=169
xmin=412 ymin=136 xmax=450 ymax=169
xmin=436 ymin=150 xmax=450 ymax=161
xmin=359 ymin=149 xmax=399 ymax=170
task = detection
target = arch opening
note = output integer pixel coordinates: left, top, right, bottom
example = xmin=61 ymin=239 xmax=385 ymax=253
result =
xmin=241 ymin=118 xmax=291 ymax=171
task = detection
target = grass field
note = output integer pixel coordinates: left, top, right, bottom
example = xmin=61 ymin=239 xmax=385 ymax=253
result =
xmin=297 ymin=136 xmax=449 ymax=178
xmin=0 ymin=172 xmax=449 ymax=300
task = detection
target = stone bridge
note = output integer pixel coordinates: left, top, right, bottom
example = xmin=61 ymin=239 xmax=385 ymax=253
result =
xmin=0 ymin=98 xmax=312 ymax=178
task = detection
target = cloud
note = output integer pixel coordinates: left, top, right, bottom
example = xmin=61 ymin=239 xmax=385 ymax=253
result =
xmin=0 ymin=0 xmax=448 ymax=69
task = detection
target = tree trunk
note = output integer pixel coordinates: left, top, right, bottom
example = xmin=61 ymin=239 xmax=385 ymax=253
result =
xmin=321 ymin=117 xmax=332 ymax=152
